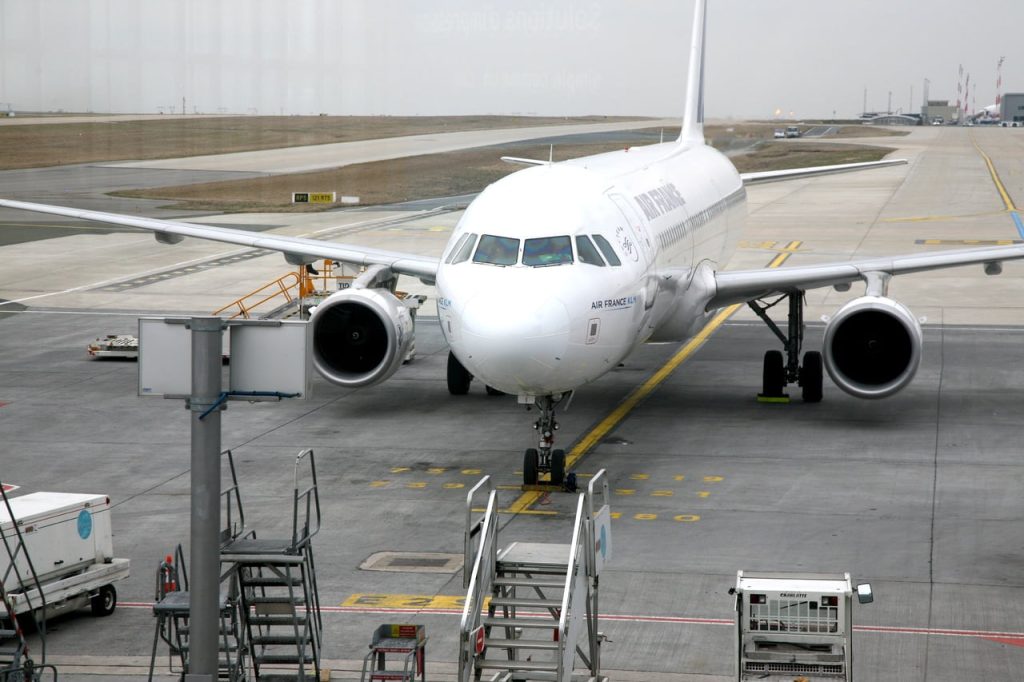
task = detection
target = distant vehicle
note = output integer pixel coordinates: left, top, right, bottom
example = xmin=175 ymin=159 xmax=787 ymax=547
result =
xmin=773 ymin=129 xmax=785 ymax=139
xmin=784 ymin=126 xmax=801 ymax=138
xmin=931 ymin=118 xmax=944 ymax=126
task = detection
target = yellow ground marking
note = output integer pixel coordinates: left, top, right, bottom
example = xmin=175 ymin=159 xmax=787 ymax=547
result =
xmin=881 ymin=209 xmax=1007 ymax=223
xmin=614 ymin=489 xmax=636 ymax=496
xmin=674 ymin=475 xmax=686 ymax=481
xmin=738 ymin=240 xmax=778 ymax=249
xmin=630 ymin=473 xmax=650 ymax=480
xmin=343 ymin=593 xmax=478 ymax=610
xmin=506 ymin=241 xmax=802 ymax=514
xmin=461 ymin=468 xmax=482 ymax=475
xmin=674 ymin=514 xmax=701 ymax=522
xmin=443 ymin=483 xmax=465 ymax=489
xmin=972 ymin=136 xmax=1017 ymax=211
xmin=635 ymin=513 xmax=657 ymax=520
xmin=405 ymin=482 xmax=427 ymax=489
xmin=703 ymin=476 xmax=723 ymax=482
xmin=369 ymin=480 xmax=389 ymax=488
xmin=651 ymin=490 xmax=674 ymax=497
xmin=427 ymin=467 xmax=447 ymax=475
xmin=697 ymin=491 xmax=711 ymax=498
xmin=390 ymin=467 xmax=411 ymax=473
xmin=916 ymin=239 xmax=1021 ymax=246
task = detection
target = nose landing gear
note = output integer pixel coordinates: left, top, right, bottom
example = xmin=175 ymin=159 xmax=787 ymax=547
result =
xmin=523 ymin=394 xmax=568 ymax=487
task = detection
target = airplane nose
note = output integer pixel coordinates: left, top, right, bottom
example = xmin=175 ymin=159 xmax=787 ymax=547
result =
xmin=460 ymin=293 xmax=570 ymax=391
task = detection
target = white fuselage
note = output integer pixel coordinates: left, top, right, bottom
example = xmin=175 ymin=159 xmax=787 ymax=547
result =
xmin=436 ymin=140 xmax=746 ymax=397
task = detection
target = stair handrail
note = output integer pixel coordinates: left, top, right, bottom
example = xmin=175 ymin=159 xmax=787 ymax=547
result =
xmin=458 ymin=487 xmax=497 ymax=682
xmin=557 ymin=493 xmax=587 ymax=678
xmin=220 ymin=449 xmax=246 ymax=546
xmin=585 ymin=468 xmax=610 ymax=578
xmin=213 ymin=271 xmax=301 ymax=320
xmin=291 ymin=449 xmax=322 ymax=551
xmin=463 ymin=476 xmax=494 ymax=590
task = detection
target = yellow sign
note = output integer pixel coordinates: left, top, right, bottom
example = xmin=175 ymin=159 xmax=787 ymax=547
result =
xmin=343 ymin=593 xmax=487 ymax=610
xmin=292 ymin=192 xmax=336 ymax=204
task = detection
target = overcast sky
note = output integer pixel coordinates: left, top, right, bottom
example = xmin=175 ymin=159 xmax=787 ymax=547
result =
xmin=1 ymin=0 xmax=1022 ymax=119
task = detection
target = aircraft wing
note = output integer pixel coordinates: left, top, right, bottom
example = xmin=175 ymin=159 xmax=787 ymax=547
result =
xmin=740 ymin=158 xmax=907 ymax=185
xmin=709 ymin=243 xmax=1023 ymax=309
xmin=0 ymin=199 xmax=440 ymax=284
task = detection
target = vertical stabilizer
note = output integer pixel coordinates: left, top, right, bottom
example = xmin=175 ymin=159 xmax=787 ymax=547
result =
xmin=679 ymin=0 xmax=708 ymax=147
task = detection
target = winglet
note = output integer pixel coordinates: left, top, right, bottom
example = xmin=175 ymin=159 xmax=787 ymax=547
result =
xmin=679 ymin=0 xmax=708 ymax=147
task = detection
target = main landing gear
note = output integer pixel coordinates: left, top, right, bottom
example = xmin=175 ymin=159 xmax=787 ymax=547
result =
xmin=748 ymin=292 xmax=823 ymax=403
xmin=523 ymin=394 xmax=568 ymax=487
xmin=447 ymin=351 xmax=505 ymax=396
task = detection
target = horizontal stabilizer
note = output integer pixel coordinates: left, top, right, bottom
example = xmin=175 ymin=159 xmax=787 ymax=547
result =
xmin=740 ymin=158 xmax=907 ymax=185
xmin=500 ymin=156 xmax=550 ymax=167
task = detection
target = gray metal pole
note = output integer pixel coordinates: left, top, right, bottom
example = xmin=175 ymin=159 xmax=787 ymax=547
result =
xmin=188 ymin=317 xmax=224 ymax=681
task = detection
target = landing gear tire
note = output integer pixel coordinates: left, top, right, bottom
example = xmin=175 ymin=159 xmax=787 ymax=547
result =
xmin=91 ymin=584 xmax=117 ymax=617
xmin=800 ymin=351 xmax=823 ymax=403
xmin=550 ymin=449 xmax=566 ymax=487
xmin=762 ymin=350 xmax=785 ymax=397
xmin=485 ymin=385 xmax=505 ymax=396
xmin=523 ymin=448 xmax=539 ymax=486
xmin=447 ymin=351 xmax=472 ymax=395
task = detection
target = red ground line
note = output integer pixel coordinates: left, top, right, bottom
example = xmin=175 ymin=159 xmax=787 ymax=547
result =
xmin=119 ymin=601 xmax=1024 ymax=640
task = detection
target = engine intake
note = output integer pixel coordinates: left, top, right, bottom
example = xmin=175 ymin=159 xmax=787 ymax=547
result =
xmin=822 ymin=296 xmax=922 ymax=399
xmin=309 ymin=288 xmax=413 ymax=388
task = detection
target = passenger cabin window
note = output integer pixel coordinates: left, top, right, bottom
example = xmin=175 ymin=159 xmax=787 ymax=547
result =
xmin=523 ymin=236 xmax=573 ymax=267
xmin=592 ymin=234 xmax=622 ymax=266
xmin=452 ymin=232 xmax=478 ymax=264
xmin=473 ymin=235 xmax=520 ymax=266
xmin=575 ymin=235 xmax=606 ymax=266
xmin=445 ymin=233 xmax=471 ymax=263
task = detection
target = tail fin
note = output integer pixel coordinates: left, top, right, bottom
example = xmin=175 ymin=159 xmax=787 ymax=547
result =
xmin=679 ymin=0 xmax=708 ymax=147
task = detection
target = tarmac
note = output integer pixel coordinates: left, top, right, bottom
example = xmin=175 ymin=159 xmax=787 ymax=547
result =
xmin=1 ymin=123 xmax=1024 ymax=680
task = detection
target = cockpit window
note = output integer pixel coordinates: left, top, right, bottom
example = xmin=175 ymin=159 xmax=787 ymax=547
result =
xmin=575 ymin=235 xmax=606 ymax=266
xmin=452 ymin=232 xmax=478 ymax=264
xmin=592 ymin=234 xmax=622 ymax=266
xmin=523 ymin=236 xmax=573 ymax=267
xmin=445 ymin=233 xmax=471 ymax=263
xmin=473 ymin=235 xmax=520 ymax=266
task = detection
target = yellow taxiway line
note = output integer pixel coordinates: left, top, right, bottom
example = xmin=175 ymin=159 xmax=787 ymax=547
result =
xmin=505 ymin=240 xmax=803 ymax=515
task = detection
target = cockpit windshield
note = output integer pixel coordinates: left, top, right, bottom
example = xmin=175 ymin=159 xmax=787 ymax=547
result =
xmin=473 ymin=235 xmax=520 ymax=265
xmin=523 ymin=236 xmax=573 ymax=267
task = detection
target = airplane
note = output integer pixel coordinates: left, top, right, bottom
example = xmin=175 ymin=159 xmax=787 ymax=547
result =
xmin=3 ymin=0 xmax=1024 ymax=487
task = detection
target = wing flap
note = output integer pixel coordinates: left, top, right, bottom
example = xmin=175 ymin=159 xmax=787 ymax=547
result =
xmin=0 ymin=199 xmax=440 ymax=283
xmin=710 ymin=243 xmax=1024 ymax=309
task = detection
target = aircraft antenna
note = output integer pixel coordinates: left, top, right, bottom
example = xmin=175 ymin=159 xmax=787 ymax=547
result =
xmin=549 ymin=144 xmax=554 ymax=163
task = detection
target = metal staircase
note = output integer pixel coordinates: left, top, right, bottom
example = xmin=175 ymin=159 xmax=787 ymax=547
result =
xmin=148 ymin=449 xmax=250 ymax=681
xmin=221 ymin=449 xmax=322 ymax=681
xmin=0 ymin=483 xmax=50 ymax=681
xmin=459 ymin=472 xmax=611 ymax=682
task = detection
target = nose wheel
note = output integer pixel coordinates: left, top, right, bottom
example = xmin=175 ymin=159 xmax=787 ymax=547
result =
xmin=523 ymin=394 xmax=568 ymax=487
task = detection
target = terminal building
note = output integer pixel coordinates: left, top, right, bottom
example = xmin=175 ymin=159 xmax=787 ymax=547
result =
xmin=922 ymin=99 xmax=957 ymax=124
xmin=1001 ymin=93 xmax=1024 ymax=124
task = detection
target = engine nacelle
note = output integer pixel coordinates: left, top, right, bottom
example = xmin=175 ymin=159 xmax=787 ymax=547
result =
xmin=822 ymin=295 xmax=922 ymax=399
xmin=309 ymin=287 xmax=414 ymax=388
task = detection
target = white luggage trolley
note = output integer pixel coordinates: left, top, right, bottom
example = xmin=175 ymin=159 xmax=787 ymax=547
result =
xmin=732 ymin=571 xmax=872 ymax=682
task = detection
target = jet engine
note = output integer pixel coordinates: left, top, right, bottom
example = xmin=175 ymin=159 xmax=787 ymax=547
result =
xmin=309 ymin=287 xmax=414 ymax=388
xmin=822 ymin=296 xmax=922 ymax=399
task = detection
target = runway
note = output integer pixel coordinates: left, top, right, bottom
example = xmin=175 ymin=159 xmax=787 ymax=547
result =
xmin=1 ymin=124 xmax=1024 ymax=680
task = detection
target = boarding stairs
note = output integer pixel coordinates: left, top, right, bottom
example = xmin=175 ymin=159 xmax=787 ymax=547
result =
xmin=148 ymin=450 xmax=251 ymax=681
xmin=0 ymin=482 xmax=52 ymax=681
xmin=147 ymin=543 xmax=248 ymax=682
xmin=220 ymin=449 xmax=323 ymax=682
xmin=459 ymin=472 xmax=611 ymax=682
